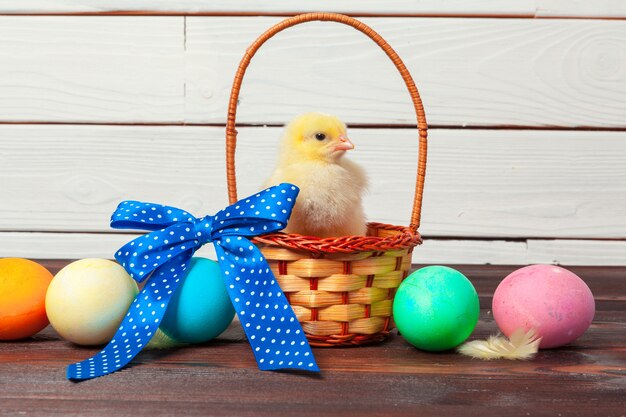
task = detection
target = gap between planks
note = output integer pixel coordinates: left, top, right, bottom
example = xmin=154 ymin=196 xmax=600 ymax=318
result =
xmin=1 ymin=121 xmax=626 ymax=132
xmin=1 ymin=12 xmax=625 ymax=21
xmin=2 ymin=229 xmax=625 ymax=243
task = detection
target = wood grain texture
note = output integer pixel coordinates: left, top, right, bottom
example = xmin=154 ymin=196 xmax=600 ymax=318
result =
xmin=536 ymin=0 xmax=626 ymax=18
xmin=185 ymin=17 xmax=626 ymax=127
xmin=0 ymin=1 xmax=536 ymax=16
xmin=0 ymin=263 xmax=623 ymax=417
xmin=30 ymin=260 xmax=626 ymax=308
xmin=527 ymin=240 xmax=626 ymax=267
xmin=3 ymin=1 xmax=626 ymax=18
xmin=0 ymin=17 xmax=625 ymax=127
xmin=0 ymin=16 xmax=185 ymax=123
xmin=444 ymin=264 xmax=626 ymax=310
xmin=1 ymin=125 xmax=625 ymax=240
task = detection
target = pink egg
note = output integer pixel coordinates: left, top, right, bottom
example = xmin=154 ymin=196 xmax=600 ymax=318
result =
xmin=492 ymin=265 xmax=595 ymax=349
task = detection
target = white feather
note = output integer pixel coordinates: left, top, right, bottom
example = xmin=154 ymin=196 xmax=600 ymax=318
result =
xmin=458 ymin=328 xmax=541 ymax=360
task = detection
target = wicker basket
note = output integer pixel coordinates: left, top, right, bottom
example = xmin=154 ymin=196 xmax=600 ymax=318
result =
xmin=225 ymin=13 xmax=428 ymax=346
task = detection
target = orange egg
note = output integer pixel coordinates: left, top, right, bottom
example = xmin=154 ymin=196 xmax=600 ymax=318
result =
xmin=0 ymin=258 xmax=54 ymax=340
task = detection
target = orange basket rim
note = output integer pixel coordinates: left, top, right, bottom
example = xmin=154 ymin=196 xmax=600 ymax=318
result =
xmin=253 ymin=221 xmax=422 ymax=255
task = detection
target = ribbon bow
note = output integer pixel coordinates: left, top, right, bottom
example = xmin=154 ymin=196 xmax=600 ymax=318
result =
xmin=67 ymin=183 xmax=319 ymax=380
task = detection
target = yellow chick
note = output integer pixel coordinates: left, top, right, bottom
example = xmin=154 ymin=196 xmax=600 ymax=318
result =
xmin=265 ymin=112 xmax=368 ymax=237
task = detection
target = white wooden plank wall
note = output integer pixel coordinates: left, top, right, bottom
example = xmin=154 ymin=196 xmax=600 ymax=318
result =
xmin=2 ymin=17 xmax=625 ymax=127
xmin=2 ymin=1 xmax=626 ymax=18
xmin=0 ymin=3 xmax=624 ymax=266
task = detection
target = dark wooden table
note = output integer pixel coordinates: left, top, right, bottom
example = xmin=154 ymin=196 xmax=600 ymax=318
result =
xmin=1 ymin=262 xmax=624 ymax=417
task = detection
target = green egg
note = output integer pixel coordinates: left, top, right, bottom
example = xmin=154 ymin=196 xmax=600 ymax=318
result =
xmin=393 ymin=266 xmax=479 ymax=351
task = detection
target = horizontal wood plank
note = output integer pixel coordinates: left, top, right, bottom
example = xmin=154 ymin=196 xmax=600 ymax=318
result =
xmin=527 ymin=239 xmax=626 ymax=266
xmin=0 ymin=1 xmax=536 ymax=17
xmin=3 ymin=232 xmax=626 ymax=266
xmin=33 ymin=261 xmax=626 ymax=303
xmin=448 ymin=264 xmax=626 ymax=309
xmin=32 ymin=261 xmax=626 ymax=309
xmin=0 ymin=261 xmax=624 ymax=417
xmin=2 ymin=1 xmax=626 ymax=18
xmin=0 ymin=16 xmax=185 ymax=123
xmin=174 ymin=16 xmax=626 ymax=128
xmin=2 ymin=125 xmax=625 ymax=240
xmin=0 ymin=17 xmax=625 ymax=127
xmin=536 ymin=1 xmax=626 ymax=18
xmin=2 ymin=322 xmax=625 ymax=417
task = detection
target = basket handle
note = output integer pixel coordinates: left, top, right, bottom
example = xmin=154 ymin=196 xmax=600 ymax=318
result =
xmin=226 ymin=13 xmax=428 ymax=232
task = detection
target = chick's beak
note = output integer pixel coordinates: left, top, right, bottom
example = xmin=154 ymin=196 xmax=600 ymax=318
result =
xmin=334 ymin=135 xmax=355 ymax=151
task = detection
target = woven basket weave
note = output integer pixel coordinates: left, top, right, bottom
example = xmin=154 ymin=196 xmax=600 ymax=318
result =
xmin=225 ymin=13 xmax=428 ymax=346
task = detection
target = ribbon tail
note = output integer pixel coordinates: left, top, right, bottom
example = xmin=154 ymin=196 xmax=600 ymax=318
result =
xmin=66 ymin=252 xmax=192 ymax=381
xmin=214 ymin=242 xmax=319 ymax=372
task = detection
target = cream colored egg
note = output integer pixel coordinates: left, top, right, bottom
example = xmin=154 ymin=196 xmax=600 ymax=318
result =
xmin=45 ymin=258 xmax=138 ymax=345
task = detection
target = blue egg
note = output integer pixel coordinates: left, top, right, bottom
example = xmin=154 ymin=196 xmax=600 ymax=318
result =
xmin=160 ymin=257 xmax=235 ymax=344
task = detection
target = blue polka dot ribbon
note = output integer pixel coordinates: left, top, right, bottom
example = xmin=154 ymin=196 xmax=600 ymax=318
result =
xmin=66 ymin=183 xmax=319 ymax=380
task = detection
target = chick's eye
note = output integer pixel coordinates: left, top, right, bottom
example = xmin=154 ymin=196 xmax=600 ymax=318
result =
xmin=314 ymin=133 xmax=326 ymax=141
